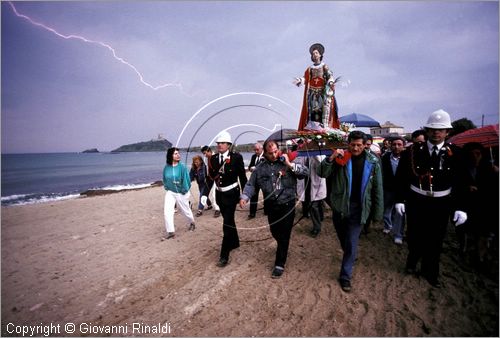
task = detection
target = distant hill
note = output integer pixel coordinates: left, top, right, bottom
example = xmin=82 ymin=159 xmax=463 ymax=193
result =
xmin=81 ymin=148 xmax=99 ymax=153
xmin=110 ymin=140 xmax=256 ymax=153
xmin=111 ymin=139 xmax=173 ymax=153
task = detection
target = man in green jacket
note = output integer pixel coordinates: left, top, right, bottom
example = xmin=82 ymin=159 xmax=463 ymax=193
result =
xmin=318 ymin=130 xmax=383 ymax=292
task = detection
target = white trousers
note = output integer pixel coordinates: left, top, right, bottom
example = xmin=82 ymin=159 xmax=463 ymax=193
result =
xmin=164 ymin=190 xmax=194 ymax=233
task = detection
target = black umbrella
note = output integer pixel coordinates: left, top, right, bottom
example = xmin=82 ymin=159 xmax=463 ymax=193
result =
xmin=265 ymin=128 xmax=298 ymax=142
xmin=340 ymin=113 xmax=380 ymax=127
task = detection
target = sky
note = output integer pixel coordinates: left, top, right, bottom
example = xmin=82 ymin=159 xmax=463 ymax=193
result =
xmin=1 ymin=1 xmax=499 ymax=153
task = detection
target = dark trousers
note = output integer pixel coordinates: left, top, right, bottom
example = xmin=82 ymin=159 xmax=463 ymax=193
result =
xmin=406 ymin=192 xmax=451 ymax=282
xmin=302 ymin=177 xmax=311 ymax=217
xmin=216 ymin=188 xmax=240 ymax=259
xmin=332 ymin=201 xmax=363 ymax=281
xmin=249 ymin=186 xmax=261 ymax=216
xmin=301 ymin=201 xmax=309 ymax=218
xmin=267 ymin=201 xmax=296 ymax=268
xmin=310 ymin=200 xmax=324 ymax=232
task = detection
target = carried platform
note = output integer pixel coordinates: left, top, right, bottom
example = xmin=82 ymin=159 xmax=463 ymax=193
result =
xmin=290 ymin=130 xmax=348 ymax=157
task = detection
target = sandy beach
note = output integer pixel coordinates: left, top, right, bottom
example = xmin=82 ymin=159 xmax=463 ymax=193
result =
xmin=1 ymin=183 xmax=498 ymax=336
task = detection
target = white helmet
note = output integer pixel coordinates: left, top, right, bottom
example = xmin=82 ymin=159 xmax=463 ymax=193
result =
xmin=216 ymin=131 xmax=232 ymax=144
xmin=424 ymin=109 xmax=452 ymax=129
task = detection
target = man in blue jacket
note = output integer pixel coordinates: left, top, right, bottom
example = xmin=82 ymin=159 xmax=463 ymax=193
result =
xmin=318 ymin=131 xmax=383 ymax=292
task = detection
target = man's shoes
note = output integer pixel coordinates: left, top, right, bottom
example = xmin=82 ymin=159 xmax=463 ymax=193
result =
xmin=214 ymin=210 xmax=221 ymax=218
xmin=195 ymin=210 xmax=203 ymax=217
xmin=162 ymin=232 xmax=175 ymax=240
xmin=310 ymin=229 xmax=320 ymax=238
xmin=248 ymin=214 xmax=256 ymax=219
xmin=382 ymin=228 xmax=391 ymax=234
xmin=394 ymin=238 xmax=403 ymax=245
xmin=216 ymin=257 xmax=228 ymax=267
xmin=271 ymin=266 xmax=284 ymax=279
xmin=188 ymin=223 xmax=196 ymax=231
xmin=339 ymin=279 xmax=351 ymax=292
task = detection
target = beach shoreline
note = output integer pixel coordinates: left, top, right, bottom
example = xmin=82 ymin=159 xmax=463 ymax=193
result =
xmin=1 ymin=185 xmax=498 ymax=336
xmin=1 ymin=151 xmax=254 ymax=207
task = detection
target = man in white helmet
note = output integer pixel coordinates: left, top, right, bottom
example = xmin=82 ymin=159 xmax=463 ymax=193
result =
xmin=204 ymin=131 xmax=247 ymax=267
xmin=394 ymin=109 xmax=467 ymax=288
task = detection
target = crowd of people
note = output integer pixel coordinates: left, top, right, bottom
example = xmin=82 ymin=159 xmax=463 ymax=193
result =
xmin=161 ymin=110 xmax=498 ymax=293
xmin=160 ymin=42 xmax=497 ymax=292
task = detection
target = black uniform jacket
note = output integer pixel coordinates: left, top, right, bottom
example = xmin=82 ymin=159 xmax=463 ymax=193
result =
xmin=204 ymin=151 xmax=248 ymax=199
xmin=394 ymin=141 xmax=466 ymax=211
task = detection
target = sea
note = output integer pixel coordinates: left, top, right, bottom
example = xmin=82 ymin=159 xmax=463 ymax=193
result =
xmin=1 ymin=152 xmax=253 ymax=206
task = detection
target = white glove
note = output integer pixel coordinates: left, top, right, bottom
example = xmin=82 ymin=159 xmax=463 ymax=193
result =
xmin=200 ymin=196 xmax=207 ymax=207
xmin=453 ymin=210 xmax=467 ymax=226
xmin=395 ymin=203 xmax=405 ymax=216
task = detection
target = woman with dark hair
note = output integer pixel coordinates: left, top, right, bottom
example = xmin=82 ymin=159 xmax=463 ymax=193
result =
xmin=189 ymin=155 xmax=211 ymax=216
xmin=162 ymin=147 xmax=195 ymax=239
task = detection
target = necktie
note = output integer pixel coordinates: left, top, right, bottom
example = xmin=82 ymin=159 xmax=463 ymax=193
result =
xmin=431 ymin=146 xmax=439 ymax=168
xmin=220 ymin=154 xmax=224 ymax=165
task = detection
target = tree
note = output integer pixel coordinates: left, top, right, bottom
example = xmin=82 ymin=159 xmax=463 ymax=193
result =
xmin=449 ymin=118 xmax=477 ymax=137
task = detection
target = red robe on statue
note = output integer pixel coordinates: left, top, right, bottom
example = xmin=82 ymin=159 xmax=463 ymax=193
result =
xmin=297 ymin=64 xmax=340 ymax=131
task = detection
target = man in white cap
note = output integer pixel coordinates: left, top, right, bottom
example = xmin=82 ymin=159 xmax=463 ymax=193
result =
xmin=394 ymin=109 xmax=467 ymax=288
xmin=204 ymin=131 xmax=247 ymax=267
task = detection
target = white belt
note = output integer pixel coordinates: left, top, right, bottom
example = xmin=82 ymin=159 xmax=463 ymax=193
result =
xmin=216 ymin=182 xmax=238 ymax=192
xmin=410 ymin=185 xmax=451 ymax=197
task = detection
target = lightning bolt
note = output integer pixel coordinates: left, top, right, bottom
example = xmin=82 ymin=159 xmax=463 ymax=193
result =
xmin=7 ymin=1 xmax=183 ymax=92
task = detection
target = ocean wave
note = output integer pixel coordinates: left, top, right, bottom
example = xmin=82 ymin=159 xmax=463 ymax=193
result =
xmin=1 ymin=194 xmax=30 ymax=202
xmin=2 ymin=182 xmax=158 ymax=206
xmin=1 ymin=193 xmax=82 ymax=206
xmin=95 ymin=183 xmax=155 ymax=191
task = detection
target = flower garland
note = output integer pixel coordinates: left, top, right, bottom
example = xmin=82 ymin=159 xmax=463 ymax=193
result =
xmin=292 ymin=122 xmax=353 ymax=147
xmin=293 ymin=130 xmax=347 ymax=144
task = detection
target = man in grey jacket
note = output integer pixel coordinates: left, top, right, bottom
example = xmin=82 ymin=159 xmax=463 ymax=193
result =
xmin=240 ymin=140 xmax=308 ymax=278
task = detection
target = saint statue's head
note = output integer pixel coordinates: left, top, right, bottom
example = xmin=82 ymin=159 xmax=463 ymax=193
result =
xmin=309 ymin=43 xmax=325 ymax=62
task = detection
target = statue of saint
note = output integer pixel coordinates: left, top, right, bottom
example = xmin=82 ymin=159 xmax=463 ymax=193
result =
xmin=294 ymin=43 xmax=340 ymax=131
